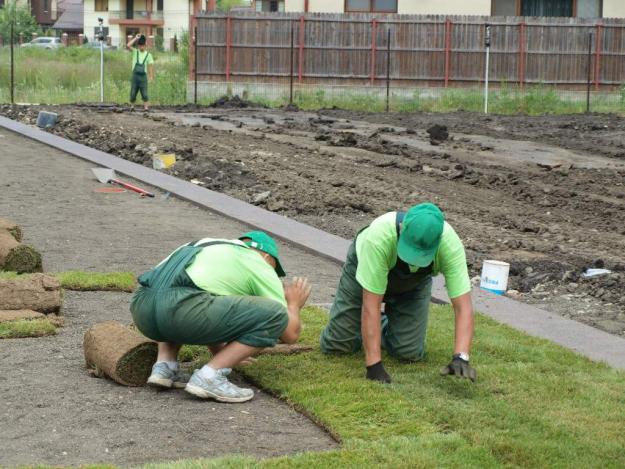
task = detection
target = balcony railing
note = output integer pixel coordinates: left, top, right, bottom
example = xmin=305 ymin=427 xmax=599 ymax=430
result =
xmin=108 ymin=10 xmax=164 ymax=21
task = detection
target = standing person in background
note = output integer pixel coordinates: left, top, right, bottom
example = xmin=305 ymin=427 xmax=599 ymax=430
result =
xmin=126 ymin=34 xmax=154 ymax=111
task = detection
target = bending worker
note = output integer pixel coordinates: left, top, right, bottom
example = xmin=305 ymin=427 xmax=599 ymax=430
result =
xmin=320 ymin=202 xmax=476 ymax=383
xmin=131 ymin=231 xmax=312 ymax=403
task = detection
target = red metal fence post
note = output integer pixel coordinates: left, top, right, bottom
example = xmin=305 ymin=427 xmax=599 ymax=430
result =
xmin=370 ymin=19 xmax=378 ymax=85
xmin=594 ymin=23 xmax=602 ymax=91
xmin=225 ymin=16 xmax=232 ymax=82
xmin=444 ymin=18 xmax=452 ymax=87
xmin=519 ymin=22 xmax=526 ymax=89
xmin=298 ymin=16 xmax=305 ymax=83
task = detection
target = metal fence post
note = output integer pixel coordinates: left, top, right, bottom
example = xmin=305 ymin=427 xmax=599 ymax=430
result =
xmin=194 ymin=26 xmax=198 ymax=105
xmin=594 ymin=23 xmax=603 ymax=91
xmin=444 ymin=18 xmax=452 ymax=88
xmin=386 ymin=28 xmax=391 ymax=112
xmin=587 ymin=31 xmax=593 ymax=113
xmin=370 ymin=19 xmax=377 ymax=85
xmin=298 ymin=16 xmax=305 ymax=83
xmin=289 ymin=21 xmax=294 ymax=105
xmin=10 ymin=19 xmax=15 ymax=104
xmin=484 ymin=23 xmax=491 ymax=114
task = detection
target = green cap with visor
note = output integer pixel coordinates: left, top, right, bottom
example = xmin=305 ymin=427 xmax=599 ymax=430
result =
xmin=239 ymin=231 xmax=286 ymax=277
xmin=397 ymin=203 xmax=445 ymax=267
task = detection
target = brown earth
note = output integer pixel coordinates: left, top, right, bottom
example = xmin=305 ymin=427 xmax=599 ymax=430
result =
xmin=1 ymin=104 xmax=624 ymax=337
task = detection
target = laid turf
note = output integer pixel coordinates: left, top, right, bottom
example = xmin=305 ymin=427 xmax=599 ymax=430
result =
xmin=0 ymin=318 xmax=58 ymax=339
xmin=54 ymin=271 xmax=136 ymax=292
xmin=166 ymin=305 xmax=625 ymax=468
xmin=0 ymin=271 xmax=136 ymax=292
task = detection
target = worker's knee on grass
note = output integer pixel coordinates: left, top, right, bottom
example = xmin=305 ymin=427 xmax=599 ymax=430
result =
xmin=387 ymin=344 xmax=425 ymax=362
xmin=319 ymin=326 xmax=362 ymax=355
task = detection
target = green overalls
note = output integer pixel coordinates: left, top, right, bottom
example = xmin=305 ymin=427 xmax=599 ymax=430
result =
xmin=320 ymin=212 xmax=433 ymax=361
xmin=130 ymin=50 xmax=149 ymax=103
xmin=130 ymin=240 xmax=288 ymax=347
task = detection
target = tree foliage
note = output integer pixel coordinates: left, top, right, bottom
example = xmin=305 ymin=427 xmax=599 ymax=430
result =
xmin=0 ymin=1 xmax=42 ymax=44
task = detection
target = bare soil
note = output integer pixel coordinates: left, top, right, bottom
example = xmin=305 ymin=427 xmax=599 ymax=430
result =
xmin=0 ymin=128 xmax=339 ymax=467
xmin=1 ymin=104 xmax=624 ymax=338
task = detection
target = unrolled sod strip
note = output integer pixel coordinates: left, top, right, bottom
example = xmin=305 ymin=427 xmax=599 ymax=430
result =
xmin=83 ymin=321 xmax=157 ymax=387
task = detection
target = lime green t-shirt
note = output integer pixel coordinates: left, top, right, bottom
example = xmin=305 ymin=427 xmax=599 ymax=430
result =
xmin=355 ymin=212 xmax=471 ymax=299
xmin=182 ymin=238 xmax=286 ymax=307
xmin=131 ymin=48 xmax=154 ymax=71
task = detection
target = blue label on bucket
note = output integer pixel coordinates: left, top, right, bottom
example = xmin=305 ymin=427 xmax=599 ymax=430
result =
xmin=480 ymin=286 xmax=505 ymax=295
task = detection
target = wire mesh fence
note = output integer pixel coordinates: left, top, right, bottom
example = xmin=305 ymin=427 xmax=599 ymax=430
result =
xmin=0 ymin=27 xmax=189 ymax=105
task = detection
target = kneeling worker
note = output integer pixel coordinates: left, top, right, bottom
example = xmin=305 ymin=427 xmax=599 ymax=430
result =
xmin=320 ymin=203 xmax=476 ymax=383
xmin=131 ymin=231 xmax=312 ymax=403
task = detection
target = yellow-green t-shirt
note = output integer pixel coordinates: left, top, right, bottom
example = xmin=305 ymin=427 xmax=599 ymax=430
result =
xmin=355 ymin=212 xmax=471 ymax=299
xmin=131 ymin=48 xmax=154 ymax=71
xmin=181 ymin=238 xmax=286 ymax=307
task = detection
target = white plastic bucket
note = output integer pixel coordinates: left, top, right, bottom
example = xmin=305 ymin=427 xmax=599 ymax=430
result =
xmin=480 ymin=260 xmax=510 ymax=295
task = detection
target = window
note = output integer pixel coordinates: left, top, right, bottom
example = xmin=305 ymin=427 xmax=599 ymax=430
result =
xmin=95 ymin=0 xmax=109 ymax=12
xmin=345 ymin=0 xmax=397 ymax=12
xmin=577 ymin=0 xmax=602 ymax=17
xmin=521 ymin=0 xmax=572 ymax=17
xmin=157 ymin=0 xmax=163 ymax=11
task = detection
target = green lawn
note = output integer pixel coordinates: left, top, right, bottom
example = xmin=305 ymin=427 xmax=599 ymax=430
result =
xmin=154 ymin=305 xmax=625 ymax=469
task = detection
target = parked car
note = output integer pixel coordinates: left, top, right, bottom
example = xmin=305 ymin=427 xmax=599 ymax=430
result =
xmin=21 ymin=37 xmax=62 ymax=49
xmin=83 ymin=41 xmax=118 ymax=50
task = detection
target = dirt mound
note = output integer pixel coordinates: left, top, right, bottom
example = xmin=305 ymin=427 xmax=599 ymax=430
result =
xmin=209 ymin=95 xmax=264 ymax=109
xmin=427 ymin=124 xmax=449 ymax=143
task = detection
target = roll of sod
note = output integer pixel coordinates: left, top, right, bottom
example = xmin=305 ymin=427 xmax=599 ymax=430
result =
xmin=0 ymin=230 xmax=42 ymax=274
xmin=83 ymin=321 xmax=157 ymax=387
xmin=0 ymin=218 xmax=23 ymax=242
xmin=0 ymin=273 xmax=61 ymax=314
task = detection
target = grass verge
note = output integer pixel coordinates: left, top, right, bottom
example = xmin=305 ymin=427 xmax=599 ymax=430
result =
xmin=169 ymin=305 xmax=625 ymax=468
xmin=0 ymin=270 xmax=136 ymax=292
xmin=0 ymin=318 xmax=58 ymax=339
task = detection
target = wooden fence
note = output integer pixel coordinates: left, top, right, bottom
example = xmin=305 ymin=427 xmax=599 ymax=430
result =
xmin=192 ymin=12 xmax=625 ymax=90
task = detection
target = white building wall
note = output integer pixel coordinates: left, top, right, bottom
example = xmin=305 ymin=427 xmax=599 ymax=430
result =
xmin=603 ymin=0 xmax=625 ymax=18
xmin=284 ymin=0 xmax=491 ymax=14
xmin=398 ymin=0 xmax=490 ymax=15
xmin=162 ymin=0 xmax=192 ymax=49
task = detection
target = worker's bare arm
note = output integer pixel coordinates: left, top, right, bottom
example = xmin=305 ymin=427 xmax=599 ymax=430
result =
xmin=280 ymin=277 xmax=312 ymax=344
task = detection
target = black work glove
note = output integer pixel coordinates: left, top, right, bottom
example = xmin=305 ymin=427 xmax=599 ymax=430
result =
xmin=440 ymin=354 xmax=477 ymax=382
xmin=366 ymin=361 xmax=392 ymax=384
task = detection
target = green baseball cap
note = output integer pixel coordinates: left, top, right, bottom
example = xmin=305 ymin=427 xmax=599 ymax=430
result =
xmin=397 ymin=203 xmax=445 ymax=267
xmin=239 ymin=231 xmax=286 ymax=277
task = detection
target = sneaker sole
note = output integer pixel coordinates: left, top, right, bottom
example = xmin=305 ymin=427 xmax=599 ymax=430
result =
xmin=147 ymin=376 xmax=173 ymax=389
xmin=172 ymin=381 xmax=188 ymax=389
xmin=184 ymin=383 xmax=254 ymax=403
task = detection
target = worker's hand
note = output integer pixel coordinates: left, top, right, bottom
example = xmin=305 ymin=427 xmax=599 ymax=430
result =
xmin=135 ymin=34 xmax=141 ymax=39
xmin=366 ymin=361 xmax=392 ymax=384
xmin=284 ymin=277 xmax=312 ymax=311
xmin=440 ymin=355 xmax=477 ymax=382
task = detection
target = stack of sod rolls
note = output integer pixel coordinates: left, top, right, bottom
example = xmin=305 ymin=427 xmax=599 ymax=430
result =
xmin=0 ymin=218 xmax=42 ymax=274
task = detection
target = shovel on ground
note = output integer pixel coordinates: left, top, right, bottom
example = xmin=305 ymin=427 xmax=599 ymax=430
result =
xmin=92 ymin=168 xmax=155 ymax=198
